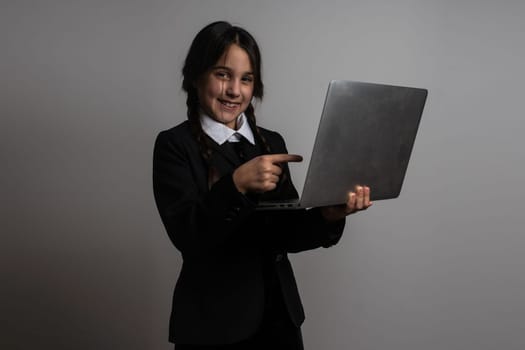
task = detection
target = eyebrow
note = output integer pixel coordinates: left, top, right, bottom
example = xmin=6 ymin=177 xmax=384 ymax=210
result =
xmin=212 ymin=65 xmax=254 ymax=75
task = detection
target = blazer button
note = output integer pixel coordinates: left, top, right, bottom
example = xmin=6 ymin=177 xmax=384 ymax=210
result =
xmin=275 ymin=254 xmax=283 ymax=262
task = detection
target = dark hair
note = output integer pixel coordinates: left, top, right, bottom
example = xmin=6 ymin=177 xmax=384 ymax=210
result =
xmin=182 ymin=21 xmax=269 ymax=160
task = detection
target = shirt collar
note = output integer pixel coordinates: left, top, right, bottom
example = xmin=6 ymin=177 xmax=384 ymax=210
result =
xmin=200 ymin=112 xmax=255 ymax=145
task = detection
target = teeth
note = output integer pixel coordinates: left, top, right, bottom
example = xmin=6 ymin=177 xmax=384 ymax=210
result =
xmin=221 ymin=100 xmax=237 ymax=108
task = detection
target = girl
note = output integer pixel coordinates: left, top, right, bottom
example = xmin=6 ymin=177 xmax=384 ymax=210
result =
xmin=153 ymin=21 xmax=371 ymax=350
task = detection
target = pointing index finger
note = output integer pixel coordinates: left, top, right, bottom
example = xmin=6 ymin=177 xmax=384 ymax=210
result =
xmin=267 ymin=154 xmax=303 ymax=164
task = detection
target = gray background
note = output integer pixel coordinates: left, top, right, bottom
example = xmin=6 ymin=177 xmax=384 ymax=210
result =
xmin=2 ymin=0 xmax=525 ymax=349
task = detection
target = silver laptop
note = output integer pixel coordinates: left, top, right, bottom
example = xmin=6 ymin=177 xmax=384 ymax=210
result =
xmin=257 ymin=80 xmax=428 ymax=210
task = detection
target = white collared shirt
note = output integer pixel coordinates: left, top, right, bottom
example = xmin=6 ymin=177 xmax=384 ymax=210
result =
xmin=200 ymin=113 xmax=255 ymax=145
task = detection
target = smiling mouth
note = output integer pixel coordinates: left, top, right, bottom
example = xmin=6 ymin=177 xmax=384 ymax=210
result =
xmin=219 ymin=99 xmax=240 ymax=108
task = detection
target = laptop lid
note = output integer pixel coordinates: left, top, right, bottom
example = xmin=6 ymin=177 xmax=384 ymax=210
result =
xmin=296 ymin=80 xmax=428 ymax=208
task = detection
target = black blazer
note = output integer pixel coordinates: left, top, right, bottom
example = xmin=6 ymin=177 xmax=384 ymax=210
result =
xmin=153 ymin=121 xmax=345 ymax=345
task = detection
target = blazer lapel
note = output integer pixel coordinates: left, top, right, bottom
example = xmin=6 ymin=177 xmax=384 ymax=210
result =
xmin=207 ymin=139 xmax=240 ymax=167
xmin=206 ymin=138 xmax=241 ymax=189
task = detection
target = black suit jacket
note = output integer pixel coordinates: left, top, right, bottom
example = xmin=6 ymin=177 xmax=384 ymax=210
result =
xmin=153 ymin=121 xmax=345 ymax=345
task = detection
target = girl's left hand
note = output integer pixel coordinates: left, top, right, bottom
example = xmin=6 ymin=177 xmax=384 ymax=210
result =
xmin=320 ymin=185 xmax=372 ymax=222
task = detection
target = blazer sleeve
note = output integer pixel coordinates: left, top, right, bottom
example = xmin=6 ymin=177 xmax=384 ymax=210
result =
xmin=153 ymin=129 xmax=257 ymax=255
xmin=269 ymin=207 xmax=345 ymax=253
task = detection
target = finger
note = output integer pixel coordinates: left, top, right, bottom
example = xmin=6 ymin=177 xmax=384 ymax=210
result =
xmin=355 ymin=186 xmax=365 ymax=210
xmin=347 ymin=192 xmax=357 ymax=212
xmin=261 ymin=179 xmax=278 ymax=192
xmin=265 ymin=174 xmax=280 ymax=185
xmin=266 ymin=154 xmax=303 ymax=164
xmin=255 ymin=161 xmax=281 ymax=175
xmin=364 ymin=186 xmax=371 ymax=207
xmin=257 ymin=169 xmax=278 ymax=180
xmin=269 ymin=164 xmax=283 ymax=176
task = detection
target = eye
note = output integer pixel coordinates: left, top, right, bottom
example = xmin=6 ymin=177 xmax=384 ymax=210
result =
xmin=241 ymin=75 xmax=254 ymax=84
xmin=214 ymin=71 xmax=230 ymax=80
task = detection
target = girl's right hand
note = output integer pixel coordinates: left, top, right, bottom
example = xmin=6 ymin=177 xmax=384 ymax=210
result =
xmin=232 ymin=154 xmax=303 ymax=194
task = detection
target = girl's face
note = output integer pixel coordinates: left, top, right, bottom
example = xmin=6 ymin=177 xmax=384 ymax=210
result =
xmin=197 ymin=44 xmax=255 ymax=129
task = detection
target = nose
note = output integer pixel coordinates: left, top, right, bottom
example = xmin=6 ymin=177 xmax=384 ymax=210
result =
xmin=226 ymin=78 xmax=241 ymax=98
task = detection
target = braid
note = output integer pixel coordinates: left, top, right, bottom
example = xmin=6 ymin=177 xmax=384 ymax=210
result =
xmin=186 ymin=92 xmax=213 ymax=161
xmin=245 ymin=104 xmax=272 ymax=154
